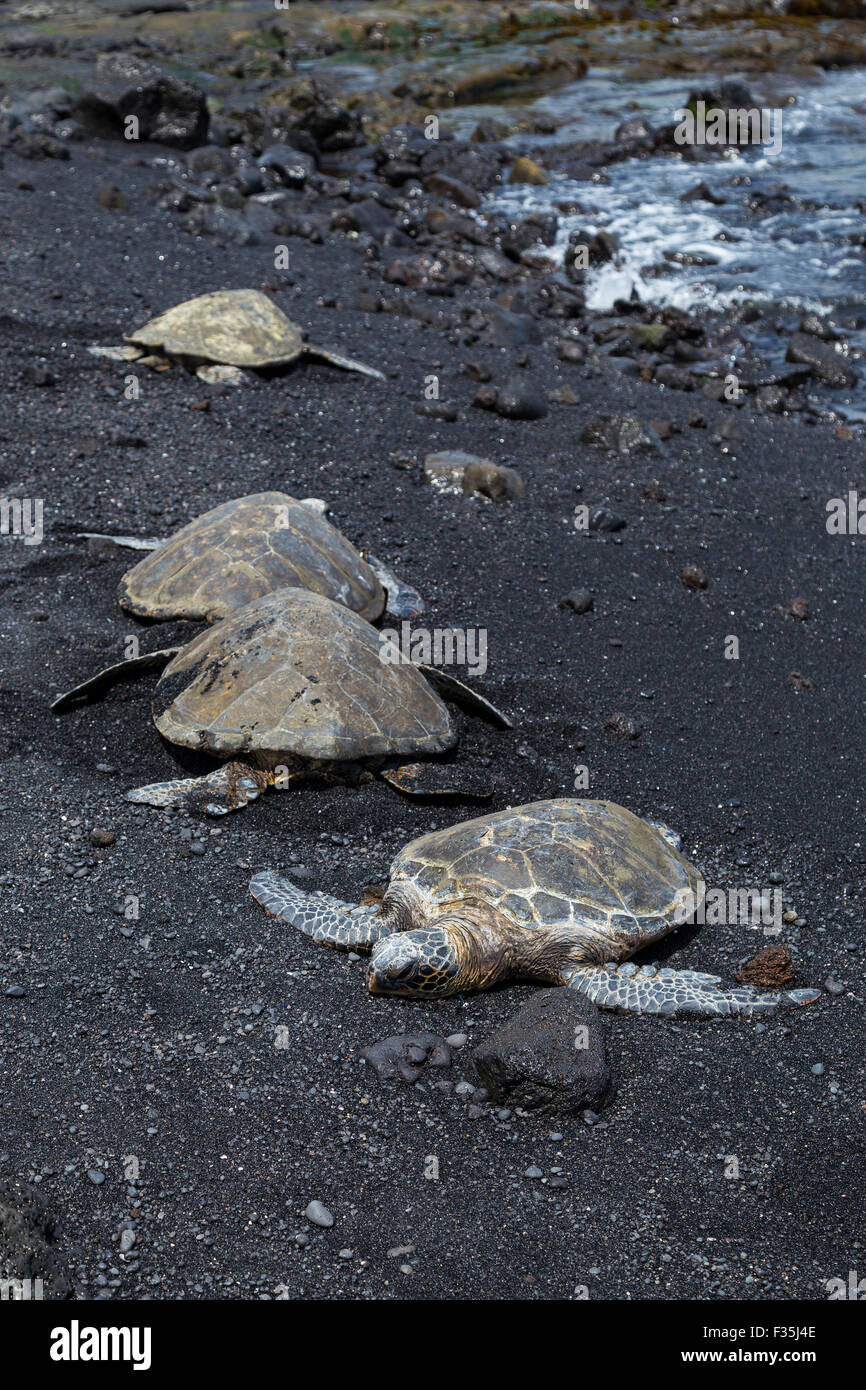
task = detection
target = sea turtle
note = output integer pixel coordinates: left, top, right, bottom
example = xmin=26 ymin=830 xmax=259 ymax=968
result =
xmin=250 ymin=799 xmax=821 ymax=1018
xmin=54 ymin=588 xmax=507 ymax=814
xmin=79 ymin=492 xmax=422 ymax=622
xmin=116 ymin=491 xmax=386 ymax=623
xmin=122 ymin=288 xmax=385 ymax=379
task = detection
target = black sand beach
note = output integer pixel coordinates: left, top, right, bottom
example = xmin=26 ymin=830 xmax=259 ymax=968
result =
xmin=0 ymin=0 xmax=863 ymax=1312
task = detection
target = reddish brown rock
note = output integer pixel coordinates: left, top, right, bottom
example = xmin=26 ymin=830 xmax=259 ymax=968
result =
xmin=680 ymin=564 xmax=707 ymax=591
xmin=735 ymin=945 xmax=798 ymax=991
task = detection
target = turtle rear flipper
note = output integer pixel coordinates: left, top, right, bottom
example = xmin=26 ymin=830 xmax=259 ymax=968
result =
xmin=566 ymin=962 xmax=821 ymax=1018
xmin=303 ymin=344 xmax=385 ymax=381
xmin=417 ymin=666 xmax=512 ymax=729
xmin=77 ymin=532 xmax=163 ymax=552
xmin=51 ymin=647 xmax=181 ymax=712
xmin=126 ymin=761 xmax=270 ymax=815
xmin=379 ymin=761 xmax=492 ymax=800
xmin=249 ymin=872 xmax=391 ymax=951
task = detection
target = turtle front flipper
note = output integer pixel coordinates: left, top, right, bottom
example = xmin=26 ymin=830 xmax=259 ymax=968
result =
xmin=249 ymin=872 xmax=392 ymax=951
xmin=565 ymin=962 xmax=821 ymax=1019
xmin=126 ymin=761 xmax=270 ymax=815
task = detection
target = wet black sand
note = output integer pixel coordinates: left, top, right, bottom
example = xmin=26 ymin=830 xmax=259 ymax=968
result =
xmin=0 ymin=131 xmax=863 ymax=1304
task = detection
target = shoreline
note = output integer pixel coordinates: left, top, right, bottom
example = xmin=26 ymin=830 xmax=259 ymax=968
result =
xmin=0 ymin=0 xmax=863 ymax=1304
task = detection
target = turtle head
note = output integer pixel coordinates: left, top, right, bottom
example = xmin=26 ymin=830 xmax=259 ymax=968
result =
xmin=368 ymin=927 xmax=461 ymax=998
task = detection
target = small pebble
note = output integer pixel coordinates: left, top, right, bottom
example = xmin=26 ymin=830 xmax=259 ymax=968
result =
xmin=305 ymin=1200 xmax=333 ymax=1228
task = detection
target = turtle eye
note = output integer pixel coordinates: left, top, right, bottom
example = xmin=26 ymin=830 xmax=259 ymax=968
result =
xmin=385 ymin=957 xmax=415 ymax=982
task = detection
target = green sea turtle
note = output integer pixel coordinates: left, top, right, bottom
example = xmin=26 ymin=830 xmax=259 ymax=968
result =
xmin=79 ymin=492 xmax=423 ymax=622
xmin=54 ymin=588 xmax=506 ymax=813
xmin=122 ymin=288 xmax=385 ymax=379
xmin=116 ymin=491 xmax=386 ymax=623
xmin=250 ymin=799 xmax=821 ymax=1018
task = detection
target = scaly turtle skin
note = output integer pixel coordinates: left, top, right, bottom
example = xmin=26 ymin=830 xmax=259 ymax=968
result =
xmin=250 ymin=799 xmax=821 ymax=1019
xmin=125 ymin=288 xmax=384 ymax=378
xmin=117 ymin=491 xmax=385 ymax=623
xmin=124 ymin=587 xmax=456 ymax=813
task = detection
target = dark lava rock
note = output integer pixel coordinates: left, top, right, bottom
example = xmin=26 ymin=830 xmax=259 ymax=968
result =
xmin=21 ymin=364 xmax=55 ymax=386
xmin=680 ymin=181 xmax=725 ymax=205
xmin=97 ymin=185 xmax=129 ymax=211
xmin=559 ymin=589 xmax=593 ymax=614
xmin=588 ymin=506 xmax=627 ymax=533
xmin=754 ymin=384 xmax=789 ymax=414
xmin=414 ymin=401 xmax=458 ymax=422
xmin=567 ymin=228 xmax=620 ymax=266
xmin=484 ymin=375 xmax=548 ymax=421
xmin=72 ymin=54 xmax=208 ymax=149
xmin=654 ymin=364 xmax=695 ymax=392
xmin=8 ymin=129 xmax=70 ymax=160
xmin=182 ymin=204 xmax=257 ymax=245
xmin=735 ymin=945 xmax=798 ymax=991
xmin=787 ymin=670 xmax=813 ymax=691
xmin=580 ymin=413 xmax=658 ymax=454
xmin=680 ymin=563 xmax=708 ymax=591
xmin=775 ymin=596 xmax=810 ymax=621
xmin=471 ymin=989 xmax=612 ymax=1116
xmin=0 ymin=1178 xmax=73 ymax=1299
xmin=483 ymin=305 xmax=542 ymax=347
xmin=186 ymin=145 xmax=233 ymax=177
xmin=424 ymin=171 xmax=481 ymax=209
xmin=296 ymin=96 xmax=362 ymax=154
xmin=614 ymin=116 xmax=654 ymax=147
xmin=685 ymin=78 xmax=755 ymax=121
xmin=785 ymin=333 xmax=858 ymax=388
xmin=338 ymin=197 xmax=395 ymax=241
xmin=555 ymin=338 xmax=585 ymax=364
xmin=501 ymin=212 xmax=558 ymax=261
xmin=258 ymin=144 xmax=316 ymax=189
xmin=89 ymin=827 xmax=116 ymax=847
xmin=361 ymin=1033 xmax=451 ymax=1085
xmin=604 ymin=712 xmax=642 ymax=740
xmin=798 ymin=313 xmax=837 ymax=341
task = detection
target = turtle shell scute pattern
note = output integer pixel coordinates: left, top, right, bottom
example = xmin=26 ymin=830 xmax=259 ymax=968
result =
xmin=126 ymin=289 xmax=305 ymax=368
xmin=118 ymin=492 xmax=384 ymax=623
xmin=153 ymin=588 xmax=455 ymax=763
xmin=391 ymin=799 xmax=701 ymax=944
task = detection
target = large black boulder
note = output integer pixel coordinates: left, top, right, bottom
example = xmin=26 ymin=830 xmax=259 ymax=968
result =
xmin=72 ymin=54 xmax=208 ymax=149
xmin=471 ymin=989 xmax=613 ymax=1116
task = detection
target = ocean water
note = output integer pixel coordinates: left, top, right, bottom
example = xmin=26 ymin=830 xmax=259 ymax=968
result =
xmin=477 ymin=67 xmax=866 ymax=415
